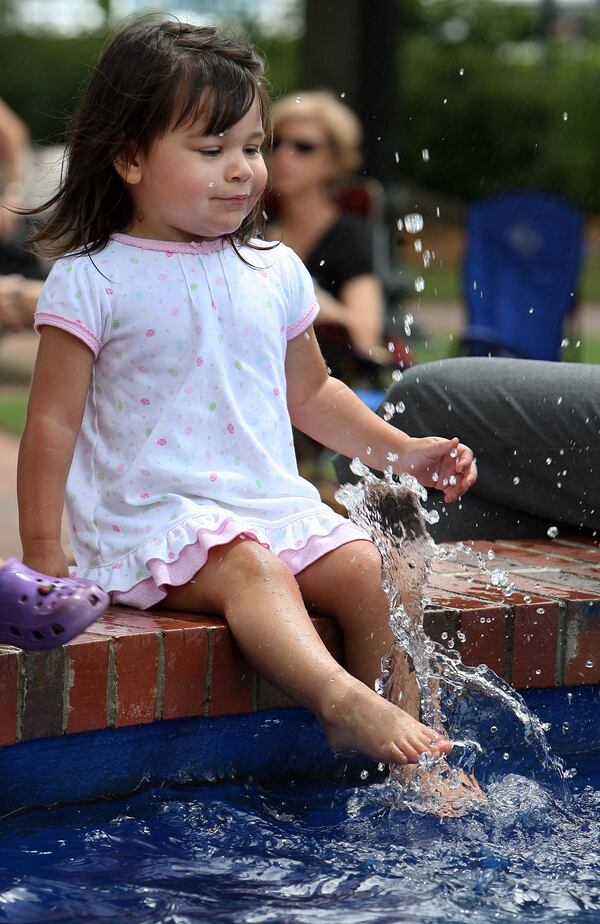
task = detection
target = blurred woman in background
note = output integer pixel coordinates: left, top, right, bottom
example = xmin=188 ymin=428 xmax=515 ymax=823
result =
xmin=267 ymin=91 xmax=385 ymax=386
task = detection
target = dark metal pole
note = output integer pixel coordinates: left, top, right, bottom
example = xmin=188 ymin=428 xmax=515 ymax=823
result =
xmin=302 ymin=0 xmax=399 ymax=184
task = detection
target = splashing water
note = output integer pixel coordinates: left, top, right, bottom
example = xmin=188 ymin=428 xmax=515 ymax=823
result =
xmin=336 ymin=464 xmax=567 ymax=816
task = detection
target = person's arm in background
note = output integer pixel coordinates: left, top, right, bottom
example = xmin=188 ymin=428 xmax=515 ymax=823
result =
xmin=0 ymin=274 xmax=42 ymax=328
xmin=0 ymin=98 xmax=29 ymax=240
xmin=314 ymin=273 xmax=384 ymax=357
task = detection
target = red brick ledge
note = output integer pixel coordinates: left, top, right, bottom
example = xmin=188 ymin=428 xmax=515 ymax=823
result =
xmin=0 ymin=537 xmax=598 ymax=747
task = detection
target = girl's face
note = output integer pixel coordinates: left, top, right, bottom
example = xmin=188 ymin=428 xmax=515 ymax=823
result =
xmin=118 ymin=98 xmax=268 ymax=242
xmin=269 ymin=118 xmax=338 ymax=198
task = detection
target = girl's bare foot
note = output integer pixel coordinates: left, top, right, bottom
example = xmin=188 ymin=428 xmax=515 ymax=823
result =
xmin=392 ymin=761 xmax=486 ymax=817
xmin=316 ymin=674 xmax=453 ymax=765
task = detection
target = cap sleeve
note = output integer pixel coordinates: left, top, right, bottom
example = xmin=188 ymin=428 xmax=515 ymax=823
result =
xmin=281 ymin=245 xmax=320 ymax=340
xmin=34 ymin=255 xmax=112 ymax=358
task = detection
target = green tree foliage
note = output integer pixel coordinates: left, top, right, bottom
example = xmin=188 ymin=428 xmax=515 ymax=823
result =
xmin=398 ymin=0 xmax=600 ymax=210
xmin=0 ymin=32 xmax=107 ymax=143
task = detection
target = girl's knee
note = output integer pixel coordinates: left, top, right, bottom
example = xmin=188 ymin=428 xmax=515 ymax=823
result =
xmin=209 ymin=537 xmax=295 ymax=590
xmin=330 ymin=542 xmax=384 ymax=603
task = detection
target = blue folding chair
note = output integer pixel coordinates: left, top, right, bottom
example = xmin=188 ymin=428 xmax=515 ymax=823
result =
xmin=461 ymin=191 xmax=585 ymax=361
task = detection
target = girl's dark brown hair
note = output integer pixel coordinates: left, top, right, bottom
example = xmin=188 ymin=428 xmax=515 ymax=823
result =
xmin=30 ymin=17 xmax=272 ymax=259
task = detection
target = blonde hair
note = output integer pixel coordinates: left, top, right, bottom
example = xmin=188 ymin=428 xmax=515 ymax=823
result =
xmin=271 ymin=91 xmax=363 ymax=179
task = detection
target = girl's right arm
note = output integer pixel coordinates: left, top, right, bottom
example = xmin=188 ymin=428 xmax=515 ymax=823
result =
xmin=17 ymin=326 xmax=94 ymax=576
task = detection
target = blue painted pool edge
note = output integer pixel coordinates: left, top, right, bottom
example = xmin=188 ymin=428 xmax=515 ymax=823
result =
xmin=0 ymin=686 xmax=598 ymax=816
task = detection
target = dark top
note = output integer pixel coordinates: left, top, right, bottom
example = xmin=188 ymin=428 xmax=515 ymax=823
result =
xmin=304 ymin=211 xmax=377 ymax=382
xmin=304 ymin=211 xmax=374 ymax=300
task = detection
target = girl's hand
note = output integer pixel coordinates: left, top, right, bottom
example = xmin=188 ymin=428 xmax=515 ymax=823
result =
xmin=21 ymin=540 xmax=70 ymax=579
xmin=398 ymin=436 xmax=477 ymax=503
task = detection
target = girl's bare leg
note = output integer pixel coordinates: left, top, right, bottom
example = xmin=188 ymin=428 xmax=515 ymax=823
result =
xmin=295 ymin=540 xmax=423 ymax=720
xmin=155 ymin=537 xmax=450 ymax=765
xmin=297 ymin=541 xmax=486 ymax=814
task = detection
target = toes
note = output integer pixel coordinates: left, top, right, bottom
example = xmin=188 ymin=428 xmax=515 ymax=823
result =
xmin=389 ymin=742 xmax=408 ymax=765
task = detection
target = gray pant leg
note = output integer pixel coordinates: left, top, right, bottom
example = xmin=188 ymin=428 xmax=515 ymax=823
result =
xmin=333 ymin=358 xmax=600 ymax=541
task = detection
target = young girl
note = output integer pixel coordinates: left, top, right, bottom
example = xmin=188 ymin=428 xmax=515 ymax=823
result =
xmin=18 ymin=18 xmax=477 ymax=767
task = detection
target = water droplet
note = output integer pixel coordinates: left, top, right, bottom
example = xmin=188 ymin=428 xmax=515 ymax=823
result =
xmin=503 ymin=752 xmax=509 ymax=760
xmin=386 ymin=452 xmax=399 ymax=462
xmin=304 ymin=331 xmax=310 ymax=341
xmin=562 ymin=722 xmax=569 ymax=732
xmin=557 ymin=396 xmax=563 ymax=406
xmin=422 ymin=147 xmax=430 ymax=162
xmin=528 ymin=307 xmax=534 ymax=314
xmin=547 ymin=525 xmax=559 ymax=538
xmin=585 ymin=660 xmax=594 ymax=669
xmin=535 ymin=669 xmax=542 ymax=675
xmin=546 ymin=457 xmax=552 ymax=465
xmin=490 ymin=725 xmax=497 ymax=733
xmin=295 ymin=96 xmax=302 ymax=103
xmin=395 ymin=401 xmax=406 ymax=414
xmin=450 ymin=448 xmax=458 ymax=458
xmin=536 ymin=607 xmax=545 ymax=614
xmin=377 ymin=762 xmax=385 ymax=772
xmin=448 ymin=475 xmax=457 ymax=486
xmin=431 ymin=472 xmax=439 ymax=483
xmin=319 ymin=259 xmax=325 ymax=267
xmin=340 ymin=91 xmax=346 ymax=99
xmin=414 ymin=238 xmax=423 ymax=253
xmin=404 ymin=213 xmax=424 ymax=234
xmin=382 ymin=402 xmax=395 ymax=421
xmin=487 ymin=549 xmax=495 ymax=559
xmin=513 ymin=476 xmax=520 ymax=485
xmin=523 ymin=594 xmax=532 ymax=603
xmin=563 ymin=111 xmax=568 ymax=121
xmin=561 ymin=338 xmax=569 ymax=348
xmin=392 ymin=369 xmax=403 ymax=382
xmin=394 ymin=150 xmax=399 ymax=163
xmin=414 ymin=276 xmax=425 ymax=293
xmin=360 ymin=769 xmax=369 ymax=780
xmin=441 ymin=631 xmax=448 ymax=640
xmin=459 ymin=67 xmax=464 ymax=76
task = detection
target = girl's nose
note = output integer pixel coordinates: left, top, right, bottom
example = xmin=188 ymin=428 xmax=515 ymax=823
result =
xmin=226 ymin=154 xmax=253 ymax=183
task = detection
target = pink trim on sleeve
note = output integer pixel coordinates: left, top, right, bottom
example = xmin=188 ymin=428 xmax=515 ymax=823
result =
xmin=34 ymin=312 xmax=102 ymax=358
xmin=286 ymin=299 xmax=319 ymax=341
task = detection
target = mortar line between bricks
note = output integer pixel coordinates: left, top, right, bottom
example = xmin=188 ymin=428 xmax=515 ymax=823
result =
xmin=107 ymin=641 xmax=116 ymax=728
xmin=555 ymin=600 xmax=567 ymax=687
xmin=203 ymin=629 xmax=214 ymax=717
xmin=252 ymin=668 xmax=259 ymax=712
xmin=62 ymin=648 xmax=74 ymax=734
xmin=503 ymin=607 xmax=514 ymax=683
xmin=15 ymin=651 xmax=23 ymax=743
xmin=155 ymin=631 xmax=165 ymax=720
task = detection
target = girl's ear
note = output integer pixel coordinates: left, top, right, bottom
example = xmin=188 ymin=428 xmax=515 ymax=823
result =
xmin=113 ymin=144 xmax=143 ymax=185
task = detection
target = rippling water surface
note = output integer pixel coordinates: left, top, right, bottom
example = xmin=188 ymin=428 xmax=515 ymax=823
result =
xmin=0 ymin=762 xmax=598 ymax=924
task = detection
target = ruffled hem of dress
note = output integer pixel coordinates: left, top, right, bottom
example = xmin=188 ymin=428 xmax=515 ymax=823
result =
xmin=73 ymin=509 xmax=370 ymax=609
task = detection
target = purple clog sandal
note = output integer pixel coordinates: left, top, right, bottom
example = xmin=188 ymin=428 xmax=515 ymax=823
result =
xmin=0 ymin=558 xmax=109 ymax=650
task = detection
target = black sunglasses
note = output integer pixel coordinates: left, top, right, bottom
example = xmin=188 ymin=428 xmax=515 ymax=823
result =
xmin=271 ymin=137 xmax=320 ymax=155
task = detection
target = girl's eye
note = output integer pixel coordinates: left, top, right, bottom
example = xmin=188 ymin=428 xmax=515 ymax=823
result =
xmin=198 ymin=148 xmax=220 ymax=157
xmin=245 ymin=146 xmax=262 ymax=156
